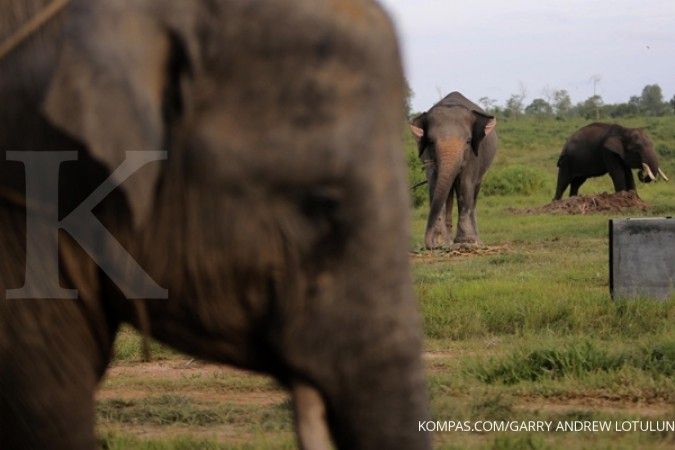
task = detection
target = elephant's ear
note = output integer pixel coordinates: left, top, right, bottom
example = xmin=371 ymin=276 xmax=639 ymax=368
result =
xmin=471 ymin=112 xmax=496 ymax=155
xmin=604 ymin=136 xmax=625 ymax=159
xmin=43 ymin=2 xmax=190 ymax=227
xmin=410 ymin=113 xmax=428 ymax=156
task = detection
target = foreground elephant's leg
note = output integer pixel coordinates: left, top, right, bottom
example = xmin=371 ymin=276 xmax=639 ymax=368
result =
xmin=0 ymin=300 xmax=103 ymax=450
xmin=0 ymin=210 xmax=116 ymax=450
xmin=569 ymin=177 xmax=587 ymax=197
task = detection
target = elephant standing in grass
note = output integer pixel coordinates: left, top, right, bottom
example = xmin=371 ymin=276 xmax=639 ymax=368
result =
xmin=554 ymin=123 xmax=669 ymax=200
xmin=410 ymin=92 xmax=497 ymax=249
xmin=0 ymin=0 xmax=429 ymax=449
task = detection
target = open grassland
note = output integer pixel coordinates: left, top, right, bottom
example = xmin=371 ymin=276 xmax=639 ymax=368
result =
xmin=99 ymin=116 xmax=674 ymax=449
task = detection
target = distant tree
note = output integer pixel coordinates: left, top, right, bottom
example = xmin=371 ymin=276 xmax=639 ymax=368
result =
xmin=525 ymin=98 xmax=553 ymax=116
xmin=478 ymin=96 xmax=498 ymax=114
xmin=609 ymin=102 xmax=639 ymax=117
xmin=505 ymin=95 xmax=525 ymax=118
xmin=404 ymin=79 xmax=414 ymax=119
xmin=640 ymin=84 xmax=668 ymax=116
xmin=670 ymin=95 xmax=675 ymax=113
xmin=491 ymin=105 xmax=504 ymax=116
xmin=628 ymin=95 xmax=642 ymax=113
xmin=503 ymin=83 xmax=527 ymax=119
xmin=552 ymin=90 xmax=572 ymax=118
xmin=577 ymin=95 xmax=604 ymax=119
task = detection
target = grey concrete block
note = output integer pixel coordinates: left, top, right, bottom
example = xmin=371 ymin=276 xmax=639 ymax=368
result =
xmin=610 ymin=217 xmax=675 ymax=300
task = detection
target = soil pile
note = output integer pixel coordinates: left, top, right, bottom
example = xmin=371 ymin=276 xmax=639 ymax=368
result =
xmin=511 ymin=191 xmax=649 ymax=215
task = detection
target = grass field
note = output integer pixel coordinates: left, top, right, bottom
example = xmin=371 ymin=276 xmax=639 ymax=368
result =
xmin=99 ymin=116 xmax=674 ymax=449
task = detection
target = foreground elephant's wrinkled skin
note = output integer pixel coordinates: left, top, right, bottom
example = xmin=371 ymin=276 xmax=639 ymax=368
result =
xmin=554 ymin=122 xmax=668 ymax=200
xmin=0 ymin=1 xmax=430 ymax=448
xmin=410 ymin=92 xmax=498 ymax=249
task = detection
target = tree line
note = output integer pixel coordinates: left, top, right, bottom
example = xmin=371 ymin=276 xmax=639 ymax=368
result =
xmin=405 ymin=83 xmax=674 ymax=120
xmin=481 ymin=84 xmax=674 ymax=119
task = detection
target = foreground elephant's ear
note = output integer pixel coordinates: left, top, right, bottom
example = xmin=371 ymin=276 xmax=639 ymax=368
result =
xmin=471 ymin=113 xmax=496 ymax=155
xmin=43 ymin=3 xmax=179 ymax=227
xmin=604 ymin=136 xmax=625 ymax=159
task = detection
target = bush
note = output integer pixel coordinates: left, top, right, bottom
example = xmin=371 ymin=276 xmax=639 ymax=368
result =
xmin=482 ymin=165 xmax=546 ymax=196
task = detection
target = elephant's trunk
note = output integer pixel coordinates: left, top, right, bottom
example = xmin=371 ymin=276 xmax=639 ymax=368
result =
xmin=424 ymin=138 xmax=464 ymax=249
xmin=322 ymin=339 xmax=430 ymax=450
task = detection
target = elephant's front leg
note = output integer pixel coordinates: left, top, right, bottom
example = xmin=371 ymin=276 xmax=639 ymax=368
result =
xmin=470 ymin=183 xmax=482 ymax=240
xmin=444 ymin=182 xmax=455 ymax=241
xmin=430 ymin=204 xmax=449 ymax=248
xmin=454 ymin=176 xmax=479 ymax=244
xmin=624 ymin=168 xmax=636 ymax=191
xmin=604 ymin=152 xmax=629 ymax=192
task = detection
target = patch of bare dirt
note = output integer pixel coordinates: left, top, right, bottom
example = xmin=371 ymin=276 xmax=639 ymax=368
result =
xmin=510 ymin=191 xmax=649 ymax=215
xmin=411 ymin=243 xmax=509 ymax=260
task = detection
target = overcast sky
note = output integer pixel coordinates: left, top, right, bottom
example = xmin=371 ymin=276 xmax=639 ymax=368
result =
xmin=378 ymin=0 xmax=675 ymax=112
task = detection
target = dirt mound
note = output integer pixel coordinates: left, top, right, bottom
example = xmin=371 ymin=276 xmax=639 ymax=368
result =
xmin=411 ymin=243 xmax=509 ymax=260
xmin=511 ymin=191 xmax=649 ymax=215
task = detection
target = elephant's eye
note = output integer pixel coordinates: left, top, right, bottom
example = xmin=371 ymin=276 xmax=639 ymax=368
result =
xmin=466 ymin=138 xmax=472 ymax=144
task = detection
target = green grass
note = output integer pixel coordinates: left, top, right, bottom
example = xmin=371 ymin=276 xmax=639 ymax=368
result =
xmin=113 ymin=328 xmax=181 ymax=362
xmin=471 ymin=339 xmax=674 ymax=385
xmin=408 ymin=115 xmax=675 ymax=449
xmin=104 ymin=116 xmax=675 ymax=449
xmin=482 ymin=165 xmax=547 ymax=196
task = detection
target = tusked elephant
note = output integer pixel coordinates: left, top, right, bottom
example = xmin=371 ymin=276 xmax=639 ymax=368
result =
xmin=0 ymin=1 xmax=430 ymax=449
xmin=554 ymin=123 xmax=669 ymax=200
xmin=410 ymin=92 xmax=497 ymax=249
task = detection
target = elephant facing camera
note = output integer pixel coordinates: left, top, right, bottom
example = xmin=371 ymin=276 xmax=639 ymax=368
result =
xmin=410 ymin=92 xmax=498 ymax=250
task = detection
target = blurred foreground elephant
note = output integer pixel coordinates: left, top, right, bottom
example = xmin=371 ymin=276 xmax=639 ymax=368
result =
xmin=410 ymin=92 xmax=497 ymax=249
xmin=554 ymin=123 xmax=669 ymax=200
xmin=0 ymin=1 xmax=429 ymax=449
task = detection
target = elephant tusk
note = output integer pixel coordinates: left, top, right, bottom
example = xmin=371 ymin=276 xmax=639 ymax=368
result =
xmin=658 ymin=168 xmax=670 ymax=182
xmin=292 ymin=382 xmax=332 ymax=450
xmin=642 ymin=163 xmax=656 ymax=181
